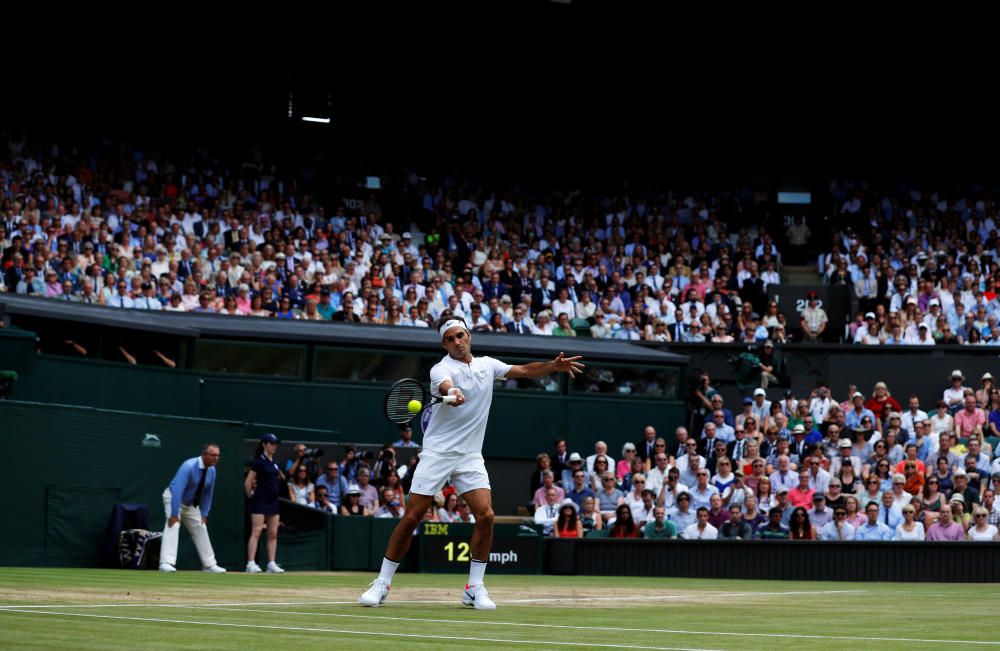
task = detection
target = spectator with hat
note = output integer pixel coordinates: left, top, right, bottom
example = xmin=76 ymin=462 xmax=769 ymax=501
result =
xmin=808 ymin=493 xmax=833 ymax=528
xmin=340 ymin=484 xmax=370 ymax=516
xmin=394 ymin=424 xmax=420 ymax=448
xmin=943 ymin=370 xmax=967 ymax=412
xmin=244 ymin=433 xmax=286 ymax=574
xmin=845 ymin=391 xmax=876 ymax=431
xmin=751 ymin=388 xmax=771 ymax=425
xmin=830 ymin=438 xmax=862 ymax=476
xmin=951 ymin=469 xmax=980 ymax=508
xmin=553 ymin=500 xmax=583 ymax=538
xmin=561 ymin=452 xmax=587 ymax=490
xmin=133 ymin=282 xmax=162 ymax=310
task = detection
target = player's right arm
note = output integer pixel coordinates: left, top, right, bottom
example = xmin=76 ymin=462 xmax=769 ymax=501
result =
xmin=431 ymin=366 xmax=465 ymax=406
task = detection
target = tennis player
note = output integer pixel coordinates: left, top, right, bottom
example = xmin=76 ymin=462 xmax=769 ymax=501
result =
xmin=360 ymin=316 xmax=584 ymax=609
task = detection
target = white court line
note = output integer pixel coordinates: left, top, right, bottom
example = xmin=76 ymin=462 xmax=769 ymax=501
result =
xmin=0 ymin=609 xmax=716 ymax=651
xmin=502 ymin=589 xmax=865 ymax=604
xmin=201 ymin=606 xmax=1000 ymax=647
xmin=0 ymin=589 xmax=867 ymax=610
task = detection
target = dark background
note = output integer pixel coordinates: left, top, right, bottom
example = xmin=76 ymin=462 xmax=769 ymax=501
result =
xmin=8 ymin=4 xmax=997 ymax=184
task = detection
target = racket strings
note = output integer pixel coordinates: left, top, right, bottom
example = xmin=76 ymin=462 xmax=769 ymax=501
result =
xmin=385 ymin=380 xmax=426 ymax=423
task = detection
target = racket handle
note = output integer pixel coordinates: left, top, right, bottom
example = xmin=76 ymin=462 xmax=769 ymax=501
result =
xmin=442 ymin=395 xmax=458 ymax=404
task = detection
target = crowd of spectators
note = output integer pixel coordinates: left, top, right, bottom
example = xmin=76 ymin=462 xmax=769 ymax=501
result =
xmin=274 ymin=426 xmax=475 ymax=524
xmin=822 ymin=180 xmax=1000 ymax=346
xmin=531 ymin=370 xmax=1000 ymax=540
xmin=0 ymin=136 xmax=800 ymax=346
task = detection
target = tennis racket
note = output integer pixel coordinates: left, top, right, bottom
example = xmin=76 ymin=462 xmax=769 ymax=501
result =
xmin=383 ymin=377 xmax=457 ymax=424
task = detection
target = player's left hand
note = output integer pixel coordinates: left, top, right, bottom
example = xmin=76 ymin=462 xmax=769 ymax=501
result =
xmin=202 ymin=517 xmax=208 ymax=525
xmin=553 ymin=352 xmax=585 ymax=377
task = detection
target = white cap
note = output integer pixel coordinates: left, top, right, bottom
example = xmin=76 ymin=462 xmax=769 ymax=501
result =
xmin=852 ymin=391 xmax=864 ymax=399
xmin=865 ymin=312 xmax=876 ymax=319
xmin=402 ymin=232 xmax=412 ymax=239
xmin=753 ymin=388 xmax=766 ymax=397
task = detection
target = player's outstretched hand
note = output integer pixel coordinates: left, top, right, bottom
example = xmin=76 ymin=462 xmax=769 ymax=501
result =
xmin=553 ymin=352 xmax=585 ymax=378
xmin=447 ymin=387 xmax=466 ymax=406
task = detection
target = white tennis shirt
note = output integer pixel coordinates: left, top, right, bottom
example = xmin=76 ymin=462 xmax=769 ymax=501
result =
xmin=426 ymin=354 xmax=512 ymax=455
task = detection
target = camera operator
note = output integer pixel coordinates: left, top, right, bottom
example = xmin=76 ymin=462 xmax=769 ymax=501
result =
xmin=372 ymin=445 xmax=398 ymax=488
xmin=285 ymin=443 xmax=323 ymax=481
xmin=340 ymin=446 xmax=361 ymax=482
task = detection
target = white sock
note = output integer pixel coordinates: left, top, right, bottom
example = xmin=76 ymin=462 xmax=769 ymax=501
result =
xmin=378 ymin=557 xmax=400 ymax=584
xmin=468 ymin=559 xmax=487 ymax=586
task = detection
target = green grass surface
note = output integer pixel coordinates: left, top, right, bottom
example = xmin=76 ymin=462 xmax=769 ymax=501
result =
xmin=1 ymin=568 xmax=999 ymax=650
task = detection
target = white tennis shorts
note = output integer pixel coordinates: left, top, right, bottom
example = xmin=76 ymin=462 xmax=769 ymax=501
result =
xmin=409 ymin=450 xmax=491 ymax=496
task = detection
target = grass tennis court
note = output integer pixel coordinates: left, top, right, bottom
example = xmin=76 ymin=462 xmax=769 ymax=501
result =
xmin=1 ymin=568 xmax=998 ymax=650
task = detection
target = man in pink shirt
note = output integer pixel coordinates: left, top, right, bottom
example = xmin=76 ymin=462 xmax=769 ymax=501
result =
xmin=532 ymin=470 xmax=565 ymax=508
xmin=788 ymin=471 xmax=815 ymax=508
xmin=925 ymin=504 xmax=966 ymax=541
xmin=954 ymin=394 xmax=986 ymax=439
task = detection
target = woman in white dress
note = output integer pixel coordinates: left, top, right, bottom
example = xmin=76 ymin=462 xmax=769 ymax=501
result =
xmin=893 ymin=504 xmax=925 ymax=541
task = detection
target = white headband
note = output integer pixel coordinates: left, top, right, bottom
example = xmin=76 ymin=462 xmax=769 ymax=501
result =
xmin=439 ymin=319 xmax=468 ymax=339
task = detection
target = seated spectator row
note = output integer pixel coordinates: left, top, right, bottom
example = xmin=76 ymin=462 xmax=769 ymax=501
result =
xmin=822 ymin=179 xmax=1000 ymax=344
xmin=2 ymin=135 xmax=799 ymax=344
xmin=530 ymin=370 xmax=1000 ymax=540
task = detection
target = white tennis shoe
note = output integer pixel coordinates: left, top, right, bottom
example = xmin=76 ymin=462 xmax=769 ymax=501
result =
xmin=462 ymin=583 xmax=496 ymax=610
xmin=359 ymin=578 xmax=391 ymax=606
xmin=266 ymin=561 xmax=285 ymax=573
xmin=203 ymin=564 xmax=227 ymax=573
xmin=246 ymin=560 xmax=263 ymax=573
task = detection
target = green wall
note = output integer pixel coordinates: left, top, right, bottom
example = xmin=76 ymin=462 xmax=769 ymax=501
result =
xmin=0 ymin=401 xmax=245 ymax=569
xmin=8 ymin=355 xmax=686 ymax=458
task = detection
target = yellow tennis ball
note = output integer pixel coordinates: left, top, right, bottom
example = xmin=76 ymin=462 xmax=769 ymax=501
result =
xmin=408 ymin=399 xmax=422 ymax=413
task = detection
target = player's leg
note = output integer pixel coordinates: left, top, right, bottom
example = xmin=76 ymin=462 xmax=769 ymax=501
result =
xmin=361 ymin=451 xmax=450 ymax=606
xmin=455 ymin=454 xmax=496 ymax=610
xmin=246 ymin=513 xmax=265 ymax=572
xmin=384 ymin=492 xmax=435 ymax=561
xmin=462 ymin=487 xmax=496 ymax=562
xmin=359 ymin=492 xmax=432 ymax=606
xmin=459 ymin=488 xmax=496 ymax=609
